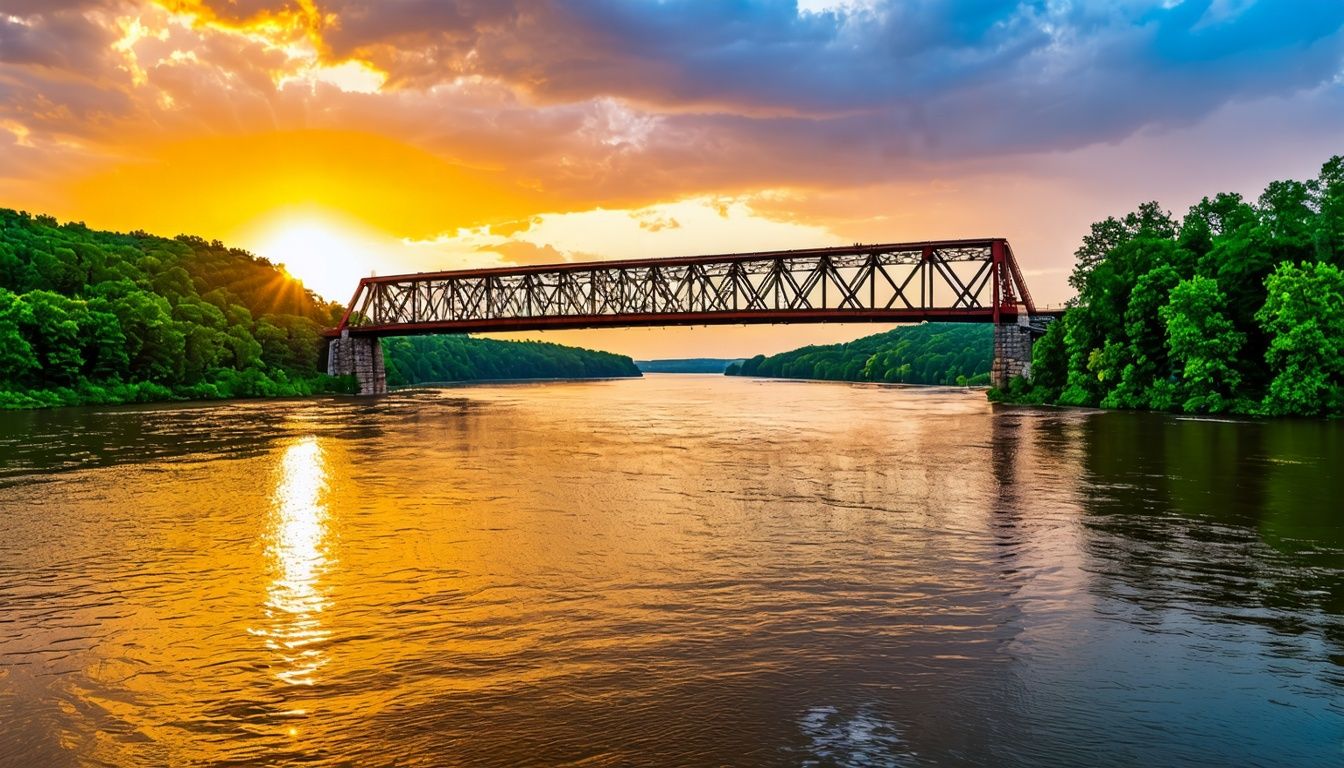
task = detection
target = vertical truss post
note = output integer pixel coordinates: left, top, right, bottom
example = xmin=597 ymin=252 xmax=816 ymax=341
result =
xmin=869 ymin=254 xmax=877 ymax=309
xmin=921 ymin=246 xmax=932 ymax=310
xmin=821 ymin=256 xmax=828 ymax=308
xmin=991 ymin=239 xmax=1004 ymax=325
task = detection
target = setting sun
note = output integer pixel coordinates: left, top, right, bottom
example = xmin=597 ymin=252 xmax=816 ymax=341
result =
xmin=245 ymin=210 xmax=387 ymax=301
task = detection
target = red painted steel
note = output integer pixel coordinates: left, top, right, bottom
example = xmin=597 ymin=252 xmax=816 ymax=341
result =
xmin=326 ymin=238 xmax=1048 ymax=337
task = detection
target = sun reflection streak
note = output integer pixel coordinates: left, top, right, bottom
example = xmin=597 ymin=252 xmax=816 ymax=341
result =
xmin=251 ymin=437 xmax=332 ymax=687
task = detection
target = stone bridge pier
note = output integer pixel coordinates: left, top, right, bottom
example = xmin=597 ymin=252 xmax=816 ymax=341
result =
xmin=327 ymin=333 xmax=387 ymax=395
xmin=991 ymin=319 xmax=1040 ymax=388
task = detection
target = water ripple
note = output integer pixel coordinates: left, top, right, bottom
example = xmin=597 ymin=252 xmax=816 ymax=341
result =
xmin=1 ymin=377 xmax=1341 ymax=766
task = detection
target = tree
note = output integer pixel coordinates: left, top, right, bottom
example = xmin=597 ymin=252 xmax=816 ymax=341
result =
xmin=1058 ymin=303 xmax=1106 ymax=407
xmin=1161 ymin=277 xmax=1245 ymax=413
xmin=1026 ymin=319 xmax=1066 ymax=401
xmin=0 ymin=288 xmax=39 ymax=383
xmin=1312 ymin=155 xmax=1344 ymax=265
xmin=108 ymin=290 xmax=185 ymax=382
xmin=22 ymin=290 xmax=84 ymax=385
xmin=1114 ymin=264 xmax=1181 ymax=409
xmin=82 ymin=307 xmax=130 ymax=380
xmin=1070 ymin=216 xmax=1129 ymax=293
xmin=1256 ymin=262 xmax=1344 ymax=416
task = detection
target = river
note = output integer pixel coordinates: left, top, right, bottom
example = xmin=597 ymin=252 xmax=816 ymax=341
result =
xmin=1 ymin=375 xmax=1341 ymax=767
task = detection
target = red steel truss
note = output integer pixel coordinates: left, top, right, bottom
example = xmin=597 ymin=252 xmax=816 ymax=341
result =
xmin=329 ymin=238 xmax=1039 ymax=336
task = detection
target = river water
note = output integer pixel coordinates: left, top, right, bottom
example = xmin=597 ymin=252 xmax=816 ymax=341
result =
xmin=0 ymin=375 xmax=1341 ymax=767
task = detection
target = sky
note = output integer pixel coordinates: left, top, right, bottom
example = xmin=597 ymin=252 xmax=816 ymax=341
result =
xmin=2 ymin=0 xmax=1343 ymax=357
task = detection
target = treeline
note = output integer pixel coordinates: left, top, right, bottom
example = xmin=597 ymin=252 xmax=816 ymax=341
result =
xmin=999 ymin=155 xmax=1344 ymax=417
xmin=636 ymin=358 xmax=743 ymax=373
xmin=0 ymin=208 xmax=352 ymax=409
xmin=0 ymin=209 xmax=643 ymax=409
xmin=726 ymin=323 xmax=992 ymax=386
xmin=384 ymin=335 xmax=640 ymax=385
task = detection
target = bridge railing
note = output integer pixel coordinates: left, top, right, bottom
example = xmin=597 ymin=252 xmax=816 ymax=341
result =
xmin=332 ymin=239 xmax=1038 ymax=336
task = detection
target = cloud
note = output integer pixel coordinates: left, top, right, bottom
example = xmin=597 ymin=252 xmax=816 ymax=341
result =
xmin=0 ymin=11 xmax=115 ymax=71
xmin=0 ymin=0 xmax=1342 ymax=246
xmin=482 ymin=240 xmax=571 ymax=266
xmin=159 ymin=0 xmax=1344 ymax=149
xmin=634 ymin=213 xmax=680 ymax=232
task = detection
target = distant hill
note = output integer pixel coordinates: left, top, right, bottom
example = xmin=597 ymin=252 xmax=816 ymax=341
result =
xmin=0 ymin=209 xmax=639 ymax=408
xmin=636 ymin=358 xmax=745 ymax=374
xmin=727 ymin=323 xmax=992 ymax=386
xmin=388 ymin=336 xmax=639 ymax=384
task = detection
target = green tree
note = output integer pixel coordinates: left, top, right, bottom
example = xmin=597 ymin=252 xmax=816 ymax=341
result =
xmin=1161 ymin=277 xmax=1245 ymax=413
xmin=81 ymin=307 xmax=130 ymax=380
xmin=1312 ymin=156 xmax=1344 ymax=265
xmin=1114 ymin=264 xmax=1181 ymax=409
xmin=22 ymin=290 xmax=85 ymax=385
xmin=1256 ymin=262 xmax=1344 ymax=416
xmin=0 ymin=288 xmax=39 ymax=383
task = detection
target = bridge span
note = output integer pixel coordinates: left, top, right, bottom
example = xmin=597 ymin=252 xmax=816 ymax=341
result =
xmin=324 ymin=238 xmax=1060 ymax=394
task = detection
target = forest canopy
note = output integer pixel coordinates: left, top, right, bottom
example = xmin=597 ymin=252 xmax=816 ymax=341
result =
xmin=726 ymin=323 xmax=992 ymax=386
xmin=997 ymin=154 xmax=1344 ymax=417
xmin=0 ymin=210 xmax=638 ymax=409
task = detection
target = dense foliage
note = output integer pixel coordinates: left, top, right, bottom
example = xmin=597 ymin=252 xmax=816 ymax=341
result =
xmin=0 ymin=208 xmax=354 ymax=409
xmin=384 ymin=335 xmax=639 ymax=384
xmin=0 ymin=209 xmax=641 ymax=409
xmin=726 ymin=323 xmax=992 ymax=386
xmin=997 ymin=156 xmax=1344 ymax=417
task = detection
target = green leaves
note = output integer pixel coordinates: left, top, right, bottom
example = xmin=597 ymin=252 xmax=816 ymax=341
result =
xmin=1160 ymin=277 xmax=1245 ymax=414
xmin=1017 ymin=154 xmax=1344 ymax=418
xmin=1256 ymin=262 xmax=1344 ymax=416
xmin=0 ymin=288 xmax=39 ymax=382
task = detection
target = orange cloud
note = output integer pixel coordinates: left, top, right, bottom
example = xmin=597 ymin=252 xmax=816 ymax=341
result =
xmin=481 ymin=240 xmax=570 ymax=266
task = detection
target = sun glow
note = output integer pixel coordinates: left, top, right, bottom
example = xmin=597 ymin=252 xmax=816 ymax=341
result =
xmin=245 ymin=210 xmax=386 ymax=301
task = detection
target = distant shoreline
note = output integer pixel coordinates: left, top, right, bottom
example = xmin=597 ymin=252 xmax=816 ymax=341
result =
xmin=731 ymin=376 xmax=989 ymax=391
xmin=389 ymin=374 xmax=643 ymax=392
xmin=395 ymin=374 xmax=992 ymax=393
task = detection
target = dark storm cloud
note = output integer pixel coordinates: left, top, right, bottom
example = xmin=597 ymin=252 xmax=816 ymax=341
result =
xmin=301 ymin=0 xmax=1344 ymax=154
xmin=0 ymin=0 xmax=121 ymax=13
xmin=1 ymin=0 xmax=1341 ymax=208
xmin=0 ymin=10 xmax=117 ymax=71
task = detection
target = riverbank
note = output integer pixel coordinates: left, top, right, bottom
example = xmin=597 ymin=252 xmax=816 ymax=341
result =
xmin=988 ymin=375 xmax=1344 ymax=420
xmin=0 ymin=371 xmax=653 ymax=411
xmin=0 ymin=374 xmax=358 ymax=411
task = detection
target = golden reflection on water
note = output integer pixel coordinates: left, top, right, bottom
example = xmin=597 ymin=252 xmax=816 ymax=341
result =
xmin=249 ymin=436 xmax=332 ymax=688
